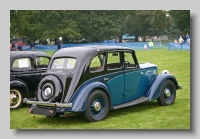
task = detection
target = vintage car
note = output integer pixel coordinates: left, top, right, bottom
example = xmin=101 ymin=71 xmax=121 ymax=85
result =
xmin=23 ymin=46 xmax=182 ymax=122
xmin=10 ymin=51 xmax=51 ymax=110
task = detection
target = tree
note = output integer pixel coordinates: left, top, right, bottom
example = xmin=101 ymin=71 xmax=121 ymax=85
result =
xmin=150 ymin=10 xmax=171 ymax=36
xmin=168 ymin=10 xmax=190 ymax=34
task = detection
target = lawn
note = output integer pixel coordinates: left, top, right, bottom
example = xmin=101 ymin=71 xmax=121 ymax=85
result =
xmin=10 ymin=48 xmax=190 ymax=129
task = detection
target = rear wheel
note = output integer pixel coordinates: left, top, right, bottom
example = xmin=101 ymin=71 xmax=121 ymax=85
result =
xmin=157 ymin=80 xmax=176 ymax=106
xmin=10 ymin=88 xmax=24 ymax=110
xmin=84 ymin=89 xmax=109 ymax=122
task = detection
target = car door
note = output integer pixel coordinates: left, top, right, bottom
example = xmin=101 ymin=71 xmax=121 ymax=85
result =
xmin=123 ymin=51 xmax=144 ymax=103
xmin=103 ymin=51 xmax=124 ymax=106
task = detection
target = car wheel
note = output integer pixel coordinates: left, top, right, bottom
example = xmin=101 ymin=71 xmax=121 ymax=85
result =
xmin=10 ymin=88 xmax=24 ymax=110
xmin=157 ymin=80 xmax=176 ymax=106
xmin=83 ymin=89 xmax=109 ymax=122
xmin=36 ymin=75 xmax=62 ymax=103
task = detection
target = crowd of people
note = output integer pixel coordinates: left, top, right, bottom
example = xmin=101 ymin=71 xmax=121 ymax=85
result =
xmin=10 ymin=38 xmax=62 ymax=51
xmin=10 ymin=41 xmax=23 ymax=51
xmin=174 ymin=34 xmax=190 ymax=46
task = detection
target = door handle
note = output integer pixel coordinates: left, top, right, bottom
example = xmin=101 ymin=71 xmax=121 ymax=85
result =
xmin=104 ymin=78 xmax=109 ymax=81
xmin=140 ymin=72 xmax=143 ymax=75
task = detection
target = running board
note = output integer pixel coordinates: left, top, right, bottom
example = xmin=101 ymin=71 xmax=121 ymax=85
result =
xmin=112 ymin=96 xmax=149 ymax=109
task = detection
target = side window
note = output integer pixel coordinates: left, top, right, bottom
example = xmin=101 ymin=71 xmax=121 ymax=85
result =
xmin=124 ymin=52 xmax=136 ymax=68
xmin=12 ymin=58 xmax=31 ymax=69
xmin=106 ymin=52 xmax=121 ymax=70
xmin=35 ymin=57 xmax=50 ymax=69
xmin=89 ymin=54 xmax=104 ymax=72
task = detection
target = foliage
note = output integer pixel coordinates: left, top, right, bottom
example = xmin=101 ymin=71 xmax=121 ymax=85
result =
xmin=10 ymin=10 xmax=190 ymax=43
xmin=168 ymin=10 xmax=190 ymax=34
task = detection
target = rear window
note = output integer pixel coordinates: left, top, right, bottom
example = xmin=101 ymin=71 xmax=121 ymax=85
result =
xmin=51 ymin=58 xmax=76 ymax=70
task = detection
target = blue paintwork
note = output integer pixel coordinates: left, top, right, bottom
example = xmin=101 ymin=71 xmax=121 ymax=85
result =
xmin=64 ymin=67 xmax=162 ymax=112
xmin=144 ymin=73 xmax=179 ymax=100
xmin=124 ymin=69 xmax=142 ymax=102
xmin=67 ymin=77 xmax=111 ymax=112
xmin=104 ymin=71 xmax=124 ymax=105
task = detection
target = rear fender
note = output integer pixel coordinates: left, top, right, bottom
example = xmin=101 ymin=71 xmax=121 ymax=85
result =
xmin=67 ymin=81 xmax=111 ymax=112
xmin=145 ymin=74 xmax=179 ymax=100
xmin=10 ymin=80 xmax=29 ymax=97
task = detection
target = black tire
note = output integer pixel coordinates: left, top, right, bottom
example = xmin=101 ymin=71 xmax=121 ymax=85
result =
xmin=36 ymin=75 xmax=62 ymax=103
xmin=157 ymin=80 xmax=176 ymax=106
xmin=83 ymin=89 xmax=109 ymax=122
xmin=10 ymin=88 xmax=24 ymax=110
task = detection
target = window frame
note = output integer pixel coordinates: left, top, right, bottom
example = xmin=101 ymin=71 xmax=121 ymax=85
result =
xmin=89 ymin=53 xmax=105 ymax=73
xmin=106 ymin=51 xmax=122 ymax=71
xmin=11 ymin=57 xmax=32 ymax=71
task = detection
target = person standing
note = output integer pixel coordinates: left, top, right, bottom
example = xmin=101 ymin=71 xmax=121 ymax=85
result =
xmin=157 ymin=36 xmax=161 ymax=46
xmin=17 ymin=41 xmax=23 ymax=51
xmin=186 ymin=34 xmax=190 ymax=45
xmin=56 ymin=38 xmax=61 ymax=50
xmin=182 ymin=35 xmax=187 ymax=45
xmin=10 ymin=41 xmax=16 ymax=51
xmin=30 ymin=40 xmax=35 ymax=51
xmin=179 ymin=36 xmax=184 ymax=49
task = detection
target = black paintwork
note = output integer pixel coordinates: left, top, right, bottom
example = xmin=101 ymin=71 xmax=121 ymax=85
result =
xmin=10 ymin=51 xmax=51 ymax=98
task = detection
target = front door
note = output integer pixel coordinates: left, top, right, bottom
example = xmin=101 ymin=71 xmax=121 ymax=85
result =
xmin=123 ymin=51 xmax=143 ymax=103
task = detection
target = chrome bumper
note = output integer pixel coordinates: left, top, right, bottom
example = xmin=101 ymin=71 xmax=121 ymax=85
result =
xmin=23 ymin=98 xmax=72 ymax=108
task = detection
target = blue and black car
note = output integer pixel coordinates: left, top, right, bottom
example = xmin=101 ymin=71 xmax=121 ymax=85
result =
xmin=23 ymin=46 xmax=182 ymax=122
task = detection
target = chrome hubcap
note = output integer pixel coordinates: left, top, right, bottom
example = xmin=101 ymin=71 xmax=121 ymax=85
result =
xmin=10 ymin=94 xmax=17 ymax=103
xmin=164 ymin=88 xmax=171 ymax=98
xmin=44 ymin=87 xmax=52 ymax=97
xmin=94 ymin=102 xmax=101 ymax=111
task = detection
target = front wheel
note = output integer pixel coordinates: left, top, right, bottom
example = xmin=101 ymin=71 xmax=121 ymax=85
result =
xmin=83 ymin=89 xmax=109 ymax=122
xmin=10 ymin=88 xmax=24 ymax=110
xmin=157 ymin=80 xmax=176 ymax=106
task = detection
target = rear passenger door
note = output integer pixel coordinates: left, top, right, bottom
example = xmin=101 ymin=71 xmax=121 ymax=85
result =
xmin=104 ymin=51 xmax=124 ymax=106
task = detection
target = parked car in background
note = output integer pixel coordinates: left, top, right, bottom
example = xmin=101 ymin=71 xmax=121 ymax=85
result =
xmin=24 ymin=46 xmax=182 ymax=122
xmin=10 ymin=51 xmax=51 ymax=110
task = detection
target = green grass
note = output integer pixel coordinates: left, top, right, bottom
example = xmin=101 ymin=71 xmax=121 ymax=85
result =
xmin=10 ymin=48 xmax=190 ymax=129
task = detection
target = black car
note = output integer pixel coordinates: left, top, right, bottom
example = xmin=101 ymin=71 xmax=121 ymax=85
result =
xmin=24 ymin=46 xmax=182 ymax=122
xmin=10 ymin=51 xmax=51 ymax=110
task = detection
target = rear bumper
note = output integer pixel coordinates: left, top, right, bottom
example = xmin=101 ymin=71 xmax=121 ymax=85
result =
xmin=23 ymin=98 xmax=72 ymax=108
xmin=23 ymin=98 xmax=72 ymax=117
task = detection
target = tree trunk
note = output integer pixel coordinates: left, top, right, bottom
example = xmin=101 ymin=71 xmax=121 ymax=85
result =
xmin=135 ymin=35 xmax=139 ymax=42
xmin=118 ymin=35 xmax=122 ymax=42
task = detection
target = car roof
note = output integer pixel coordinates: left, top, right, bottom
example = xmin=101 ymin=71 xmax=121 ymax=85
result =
xmin=52 ymin=45 xmax=134 ymax=59
xmin=10 ymin=51 xmax=50 ymax=59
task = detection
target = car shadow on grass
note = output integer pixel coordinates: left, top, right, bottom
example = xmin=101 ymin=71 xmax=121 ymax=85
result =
xmin=32 ymin=100 xmax=162 ymax=125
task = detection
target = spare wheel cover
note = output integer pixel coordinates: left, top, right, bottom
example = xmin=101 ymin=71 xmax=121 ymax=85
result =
xmin=36 ymin=75 xmax=62 ymax=103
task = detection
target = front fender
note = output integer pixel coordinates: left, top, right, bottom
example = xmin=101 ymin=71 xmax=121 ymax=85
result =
xmin=145 ymin=74 xmax=179 ymax=100
xmin=10 ymin=80 xmax=29 ymax=96
xmin=68 ymin=81 xmax=111 ymax=112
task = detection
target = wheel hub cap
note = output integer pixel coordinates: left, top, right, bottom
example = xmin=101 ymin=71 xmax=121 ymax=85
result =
xmin=44 ymin=87 xmax=52 ymax=97
xmin=164 ymin=88 xmax=171 ymax=97
xmin=10 ymin=94 xmax=17 ymax=103
xmin=94 ymin=102 xmax=101 ymax=111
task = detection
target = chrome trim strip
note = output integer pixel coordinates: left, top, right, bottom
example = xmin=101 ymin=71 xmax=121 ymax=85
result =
xmin=23 ymin=98 xmax=72 ymax=108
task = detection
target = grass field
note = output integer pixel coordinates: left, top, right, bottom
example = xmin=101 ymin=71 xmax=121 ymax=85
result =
xmin=10 ymin=48 xmax=190 ymax=129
